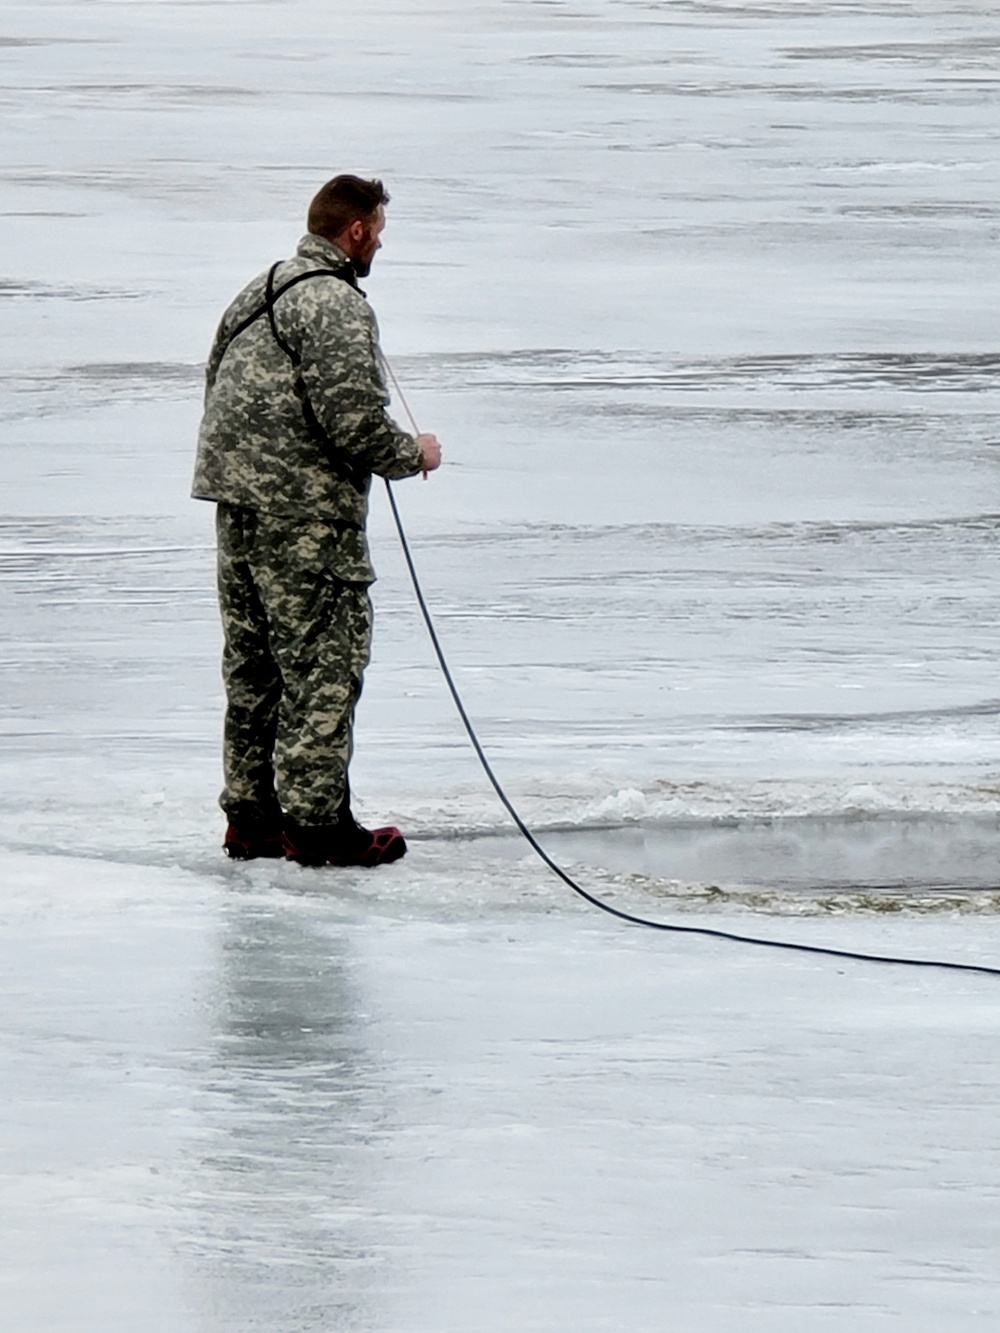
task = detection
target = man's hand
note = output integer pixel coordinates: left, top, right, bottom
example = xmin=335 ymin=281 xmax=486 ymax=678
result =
xmin=417 ymin=433 xmax=442 ymax=477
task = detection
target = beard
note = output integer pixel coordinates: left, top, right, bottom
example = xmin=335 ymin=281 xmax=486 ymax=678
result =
xmin=351 ymin=228 xmax=379 ymax=278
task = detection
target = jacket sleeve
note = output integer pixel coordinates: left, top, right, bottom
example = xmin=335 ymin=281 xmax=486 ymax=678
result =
xmin=296 ymin=284 xmax=424 ymax=481
xmin=203 ymin=317 xmax=230 ymax=401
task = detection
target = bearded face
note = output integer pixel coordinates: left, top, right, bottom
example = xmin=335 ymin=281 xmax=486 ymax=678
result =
xmin=351 ymin=205 xmax=386 ymax=277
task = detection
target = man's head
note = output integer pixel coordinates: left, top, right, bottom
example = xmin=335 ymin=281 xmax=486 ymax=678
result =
xmin=307 ymin=175 xmax=389 ymax=278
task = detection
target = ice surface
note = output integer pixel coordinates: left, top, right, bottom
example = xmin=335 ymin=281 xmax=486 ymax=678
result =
xmin=6 ymin=852 xmax=1000 ymax=1332
xmin=3 ymin=0 xmax=1000 ymax=1327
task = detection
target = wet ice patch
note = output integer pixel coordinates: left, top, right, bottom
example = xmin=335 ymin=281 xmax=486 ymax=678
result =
xmin=396 ymin=347 xmax=1000 ymax=396
xmin=0 ymin=277 xmax=144 ymax=301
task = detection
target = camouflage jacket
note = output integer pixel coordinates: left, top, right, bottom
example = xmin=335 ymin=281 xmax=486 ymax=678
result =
xmin=192 ymin=234 xmax=423 ymax=583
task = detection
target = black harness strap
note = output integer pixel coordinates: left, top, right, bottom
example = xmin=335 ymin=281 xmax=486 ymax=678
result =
xmin=219 ymin=266 xmax=355 ymax=355
xmin=263 ymin=261 xmax=306 ymax=362
xmin=219 ymin=260 xmax=368 ymax=497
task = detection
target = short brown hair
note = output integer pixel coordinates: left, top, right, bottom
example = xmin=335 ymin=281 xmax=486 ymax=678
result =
xmin=307 ymin=175 xmax=390 ymax=240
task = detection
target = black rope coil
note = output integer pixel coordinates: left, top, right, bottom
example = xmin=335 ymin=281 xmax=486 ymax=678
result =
xmin=383 ymin=491 xmax=1000 ymax=981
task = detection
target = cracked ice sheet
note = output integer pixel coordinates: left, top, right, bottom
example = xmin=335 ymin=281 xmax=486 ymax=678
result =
xmin=3 ymin=851 xmax=1000 ymax=1332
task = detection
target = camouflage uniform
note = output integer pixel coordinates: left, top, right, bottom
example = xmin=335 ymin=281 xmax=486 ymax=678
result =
xmin=193 ymin=233 xmax=423 ymax=827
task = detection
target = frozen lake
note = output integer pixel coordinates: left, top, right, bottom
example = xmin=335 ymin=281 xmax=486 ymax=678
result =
xmin=5 ymin=851 xmax=1000 ymax=1331
xmin=2 ymin=0 xmax=1000 ymax=1327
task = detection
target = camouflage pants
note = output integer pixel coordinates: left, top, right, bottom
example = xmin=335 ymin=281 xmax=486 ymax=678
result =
xmin=216 ymin=504 xmax=373 ymax=827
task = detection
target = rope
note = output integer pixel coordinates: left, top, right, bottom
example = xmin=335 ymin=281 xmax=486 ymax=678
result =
xmin=381 ymin=373 xmax=1000 ymax=979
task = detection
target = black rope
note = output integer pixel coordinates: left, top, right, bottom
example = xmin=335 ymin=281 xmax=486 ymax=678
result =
xmin=384 ymin=479 xmax=1000 ymax=979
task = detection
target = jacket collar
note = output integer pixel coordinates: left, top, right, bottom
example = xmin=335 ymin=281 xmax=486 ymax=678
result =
xmin=295 ymin=233 xmax=361 ymax=290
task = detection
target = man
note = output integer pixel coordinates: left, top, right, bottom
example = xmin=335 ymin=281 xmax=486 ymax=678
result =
xmin=192 ymin=175 xmax=441 ymax=867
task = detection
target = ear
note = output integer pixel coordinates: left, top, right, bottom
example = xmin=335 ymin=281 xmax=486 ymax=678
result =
xmin=348 ymin=218 xmax=366 ymax=243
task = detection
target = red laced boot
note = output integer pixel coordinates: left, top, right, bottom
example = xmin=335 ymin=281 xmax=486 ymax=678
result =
xmin=224 ymin=825 xmax=285 ymax=860
xmin=282 ymin=813 xmax=407 ymax=868
xmin=223 ymin=806 xmax=285 ymax=860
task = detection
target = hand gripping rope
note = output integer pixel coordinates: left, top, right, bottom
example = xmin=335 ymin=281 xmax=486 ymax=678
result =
xmin=381 ymin=359 xmax=1000 ymax=980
